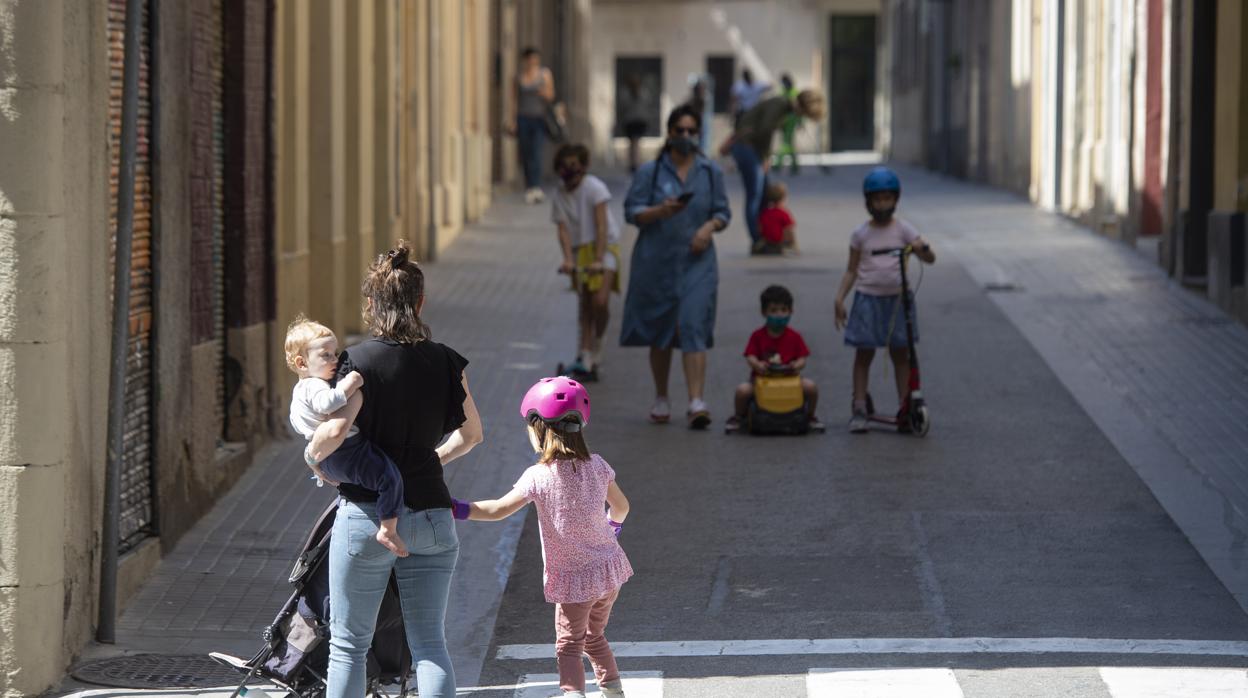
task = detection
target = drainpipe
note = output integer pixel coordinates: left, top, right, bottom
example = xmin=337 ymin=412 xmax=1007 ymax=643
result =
xmin=426 ymin=0 xmax=440 ymax=261
xmin=98 ymin=0 xmax=143 ymax=644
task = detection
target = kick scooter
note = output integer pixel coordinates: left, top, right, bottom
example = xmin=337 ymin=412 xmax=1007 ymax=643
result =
xmin=862 ymin=244 xmax=930 ymax=437
xmin=555 ymin=265 xmax=602 ymax=382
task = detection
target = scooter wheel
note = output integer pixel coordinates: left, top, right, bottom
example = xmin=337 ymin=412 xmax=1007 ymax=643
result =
xmin=911 ymin=405 xmax=931 ymax=437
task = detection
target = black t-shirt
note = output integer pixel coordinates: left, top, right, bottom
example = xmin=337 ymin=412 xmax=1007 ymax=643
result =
xmin=333 ymin=337 xmax=469 ymax=512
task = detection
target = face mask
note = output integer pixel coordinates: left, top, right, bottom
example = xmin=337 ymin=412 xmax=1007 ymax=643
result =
xmin=669 ymin=136 xmax=698 ymax=156
xmin=765 ymin=315 xmax=790 ymax=331
xmin=867 ymin=202 xmax=896 ymax=223
xmin=558 ymin=166 xmax=582 ymax=183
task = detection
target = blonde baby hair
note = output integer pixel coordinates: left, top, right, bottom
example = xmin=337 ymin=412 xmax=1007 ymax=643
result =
xmin=284 ymin=314 xmax=335 ymax=373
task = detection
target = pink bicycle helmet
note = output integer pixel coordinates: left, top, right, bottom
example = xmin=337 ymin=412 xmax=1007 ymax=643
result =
xmin=520 ymin=377 xmax=591 ymax=431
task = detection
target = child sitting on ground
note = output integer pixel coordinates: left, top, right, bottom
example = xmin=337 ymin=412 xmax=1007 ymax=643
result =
xmin=285 ymin=316 xmax=408 ymax=556
xmin=552 ymin=143 xmax=622 ymax=377
xmin=726 ymin=285 xmax=821 ymax=432
xmin=833 ymin=166 xmax=936 ymax=433
xmin=757 ymin=180 xmax=799 ymax=255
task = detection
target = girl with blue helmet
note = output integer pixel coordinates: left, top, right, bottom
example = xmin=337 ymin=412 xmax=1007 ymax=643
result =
xmin=833 ymin=167 xmax=937 ymax=433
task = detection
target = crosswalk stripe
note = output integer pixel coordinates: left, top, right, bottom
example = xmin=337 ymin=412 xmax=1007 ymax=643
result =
xmin=513 ymin=671 xmax=664 ymax=698
xmin=808 ymin=668 xmax=964 ymax=698
xmin=1099 ymin=667 xmax=1248 ymax=697
xmin=496 ymin=637 xmax=1248 ymax=660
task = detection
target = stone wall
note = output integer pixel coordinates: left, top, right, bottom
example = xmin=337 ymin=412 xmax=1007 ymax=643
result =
xmin=0 ymin=1 xmax=111 ymax=693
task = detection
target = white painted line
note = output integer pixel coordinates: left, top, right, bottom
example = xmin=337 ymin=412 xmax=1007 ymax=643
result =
xmin=513 ymin=671 xmax=663 ymax=698
xmin=808 ymin=668 xmax=964 ymax=698
xmin=1099 ymin=667 xmax=1248 ymax=697
xmin=496 ymin=637 xmax=1248 ymax=661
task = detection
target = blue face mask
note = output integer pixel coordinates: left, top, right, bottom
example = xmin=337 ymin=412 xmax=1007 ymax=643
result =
xmin=765 ymin=315 xmax=790 ymax=331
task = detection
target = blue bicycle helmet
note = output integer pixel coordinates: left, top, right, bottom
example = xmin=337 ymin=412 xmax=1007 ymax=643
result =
xmin=863 ymin=167 xmax=901 ymax=195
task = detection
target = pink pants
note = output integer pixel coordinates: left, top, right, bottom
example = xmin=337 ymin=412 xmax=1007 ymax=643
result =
xmin=554 ymin=587 xmax=621 ymax=693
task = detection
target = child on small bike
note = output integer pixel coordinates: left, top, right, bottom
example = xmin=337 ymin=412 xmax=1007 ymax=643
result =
xmin=726 ymin=284 xmax=821 ymax=432
xmin=833 ymin=167 xmax=936 ymax=433
xmin=552 ymin=143 xmax=621 ymax=378
xmin=452 ymin=377 xmax=632 ymax=698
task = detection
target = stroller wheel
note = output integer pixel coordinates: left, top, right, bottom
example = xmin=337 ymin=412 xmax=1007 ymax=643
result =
xmin=911 ymin=405 xmax=931 ymax=437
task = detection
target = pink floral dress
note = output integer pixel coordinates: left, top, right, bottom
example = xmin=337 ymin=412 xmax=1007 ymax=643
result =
xmin=513 ymin=454 xmax=634 ymax=603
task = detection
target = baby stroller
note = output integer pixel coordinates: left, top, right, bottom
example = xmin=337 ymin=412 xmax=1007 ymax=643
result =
xmin=209 ymin=500 xmax=412 ymax=697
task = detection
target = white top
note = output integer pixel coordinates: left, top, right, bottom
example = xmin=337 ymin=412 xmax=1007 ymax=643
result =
xmin=731 ymin=80 xmax=771 ymax=112
xmin=850 ymin=217 xmax=922 ymax=296
xmin=550 ymin=174 xmax=620 ymax=248
xmin=289 ymin=377 xmax=357 ymax=440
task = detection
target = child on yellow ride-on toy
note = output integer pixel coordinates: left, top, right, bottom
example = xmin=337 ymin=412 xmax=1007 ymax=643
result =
xmin=726 ymin=285 xmax=823 ymax=434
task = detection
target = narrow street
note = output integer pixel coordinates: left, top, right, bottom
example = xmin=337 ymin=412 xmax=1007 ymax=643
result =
xmin=64 ymin=164 xmax=1248 ymax=697
xmin=13 ymin=2 xmax=1248 ymax=696
xmin=468 ymin=165 xmax=1248 ymax=696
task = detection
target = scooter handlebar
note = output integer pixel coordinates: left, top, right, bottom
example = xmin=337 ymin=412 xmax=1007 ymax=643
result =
xmin=870 ymin=245 xmax=910 ymax=257
xmin=871 ymin=244 xmax=930 ymax=258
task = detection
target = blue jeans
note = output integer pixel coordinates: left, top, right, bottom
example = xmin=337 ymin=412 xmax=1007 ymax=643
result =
xmin=326 ymin=501 xmax=459 ymax=698
xmin=517 ymin=115 xmax=546 ymax=189
xmin=730 ymin=141 xmax=765 ymax=243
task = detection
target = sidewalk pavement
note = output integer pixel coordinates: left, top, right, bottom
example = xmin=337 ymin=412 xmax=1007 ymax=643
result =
xmin=53 ymin=161 xmax=1248 ymax=696
xmin=54 ymin=189 xmax=577 ymax=696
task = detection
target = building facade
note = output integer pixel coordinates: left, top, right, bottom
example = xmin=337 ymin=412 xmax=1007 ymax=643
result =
xmin=884 ymin=0 xmax=1248 ymax=324
xmin=586 ymin=0 xmax=883 ymax=166
xmin=0 ymin=0 xmax=591 ymax=692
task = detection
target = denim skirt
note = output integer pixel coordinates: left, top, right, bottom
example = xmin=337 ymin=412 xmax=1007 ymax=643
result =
xmin=844 ymin=291 xmax=918 ymax=349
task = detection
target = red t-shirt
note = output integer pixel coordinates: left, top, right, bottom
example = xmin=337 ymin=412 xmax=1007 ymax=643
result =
xmin=744 ymin=326 xmax=810 ymax=365
xmin=758 ymin=205 xmax=794 ymax=244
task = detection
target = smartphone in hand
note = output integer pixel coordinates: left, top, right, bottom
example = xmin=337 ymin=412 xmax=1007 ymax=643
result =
xmin=676 ymin=191 xmax=695 ymax=204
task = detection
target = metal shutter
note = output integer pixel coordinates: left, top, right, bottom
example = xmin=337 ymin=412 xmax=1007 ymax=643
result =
xmin=107 ymin=0 xmax=156 ymax=553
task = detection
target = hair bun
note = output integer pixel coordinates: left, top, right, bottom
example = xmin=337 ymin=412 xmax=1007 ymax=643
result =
xmin=387 ymin=242 xmax=411 ymax=269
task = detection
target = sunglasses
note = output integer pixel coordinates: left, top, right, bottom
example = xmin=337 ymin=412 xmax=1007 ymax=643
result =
xmin=672 ymin=127 xmax=698 ymax=136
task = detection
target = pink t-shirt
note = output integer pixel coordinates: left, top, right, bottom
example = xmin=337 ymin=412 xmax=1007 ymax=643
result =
xmin=849 ymin=218 xmax=922 ymax=296
xmin=513 ymin=454 xmax=634 ymax=603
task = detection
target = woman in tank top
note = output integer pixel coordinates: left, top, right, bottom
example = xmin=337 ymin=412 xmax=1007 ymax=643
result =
xmin=511 ymin=46 xmax=556 ymax=204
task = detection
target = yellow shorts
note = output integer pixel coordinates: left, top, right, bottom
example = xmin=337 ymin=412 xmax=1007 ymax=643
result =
xmin=574 ymin=243 xmax=622 ymax=294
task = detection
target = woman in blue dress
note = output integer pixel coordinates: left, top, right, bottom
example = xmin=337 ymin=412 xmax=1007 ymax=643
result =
xmin=620 ymin=105 xmax=732 ymax=428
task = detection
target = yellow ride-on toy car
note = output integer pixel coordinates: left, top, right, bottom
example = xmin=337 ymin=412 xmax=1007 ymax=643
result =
xmin=738 ymin=364 xmax=823 ymax=435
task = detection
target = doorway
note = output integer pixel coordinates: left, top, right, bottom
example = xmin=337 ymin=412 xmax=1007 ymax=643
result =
xmin=827 ymin=15 xmax=877 ymax=151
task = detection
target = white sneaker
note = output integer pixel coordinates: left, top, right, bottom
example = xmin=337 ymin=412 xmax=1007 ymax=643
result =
xmin=600 ymin=680 xmax=626 ymax=698
xmin=532 ymin=187 xmax=546 ymax=203
xmin=649 ymin=397 xmax=671 ymax=424
xmin=687 ymin=397 xmax=711 ymax=429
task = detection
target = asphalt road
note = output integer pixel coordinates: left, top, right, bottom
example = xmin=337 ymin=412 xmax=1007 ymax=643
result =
xmin=465 ymin=166 xmax=1248 ymax=697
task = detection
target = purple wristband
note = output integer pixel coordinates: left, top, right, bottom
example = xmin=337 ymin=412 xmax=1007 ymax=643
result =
xmin=451 ymin=498 xmax=470 ymax=521
xmin=608 ymin=519 xmax=623 ymax=537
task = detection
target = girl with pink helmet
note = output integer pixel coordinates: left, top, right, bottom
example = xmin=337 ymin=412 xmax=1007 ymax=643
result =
xmin=451 ymin=377 xmax=633 ymax=698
